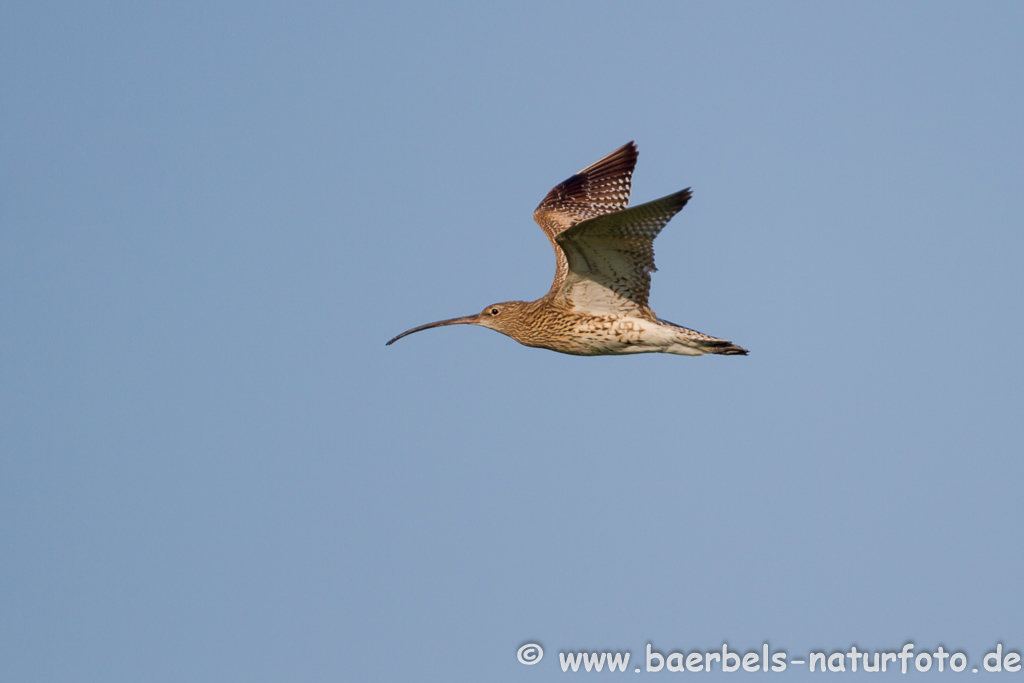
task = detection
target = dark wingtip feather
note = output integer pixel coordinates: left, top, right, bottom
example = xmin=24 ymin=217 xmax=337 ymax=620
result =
xmin=671 ymin=187 xmax=693 ymax=211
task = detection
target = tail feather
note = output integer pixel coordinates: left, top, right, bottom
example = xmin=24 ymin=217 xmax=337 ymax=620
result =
xmin=657 ymin=317 xmax=748 ymax=356
xmin=701 ymin=339 xmax=749 ymax=356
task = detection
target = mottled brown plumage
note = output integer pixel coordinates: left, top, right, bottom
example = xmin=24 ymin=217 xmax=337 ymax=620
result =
xmin=387 ymin=142 xmax=747 ymax=357
xmin=534 ymin=141 xmax=638 ymax=294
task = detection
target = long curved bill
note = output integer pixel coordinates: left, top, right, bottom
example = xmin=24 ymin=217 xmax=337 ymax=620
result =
xmin=386 ymin=314 xmax=481 ymax=346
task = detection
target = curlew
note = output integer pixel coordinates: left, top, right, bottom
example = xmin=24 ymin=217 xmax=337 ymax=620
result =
xmin=386 ymin=142 xmax=747 ymax=356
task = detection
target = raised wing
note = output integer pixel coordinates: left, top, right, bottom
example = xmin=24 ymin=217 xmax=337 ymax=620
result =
xmin=533 ymin=142 xmax=638 ymax=292
xmin=553 ymin=189 xmax=691 ymax=315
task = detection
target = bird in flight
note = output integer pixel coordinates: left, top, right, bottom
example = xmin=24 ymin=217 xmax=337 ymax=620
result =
xmin=387 ymin=142 xmax=747 ymax=356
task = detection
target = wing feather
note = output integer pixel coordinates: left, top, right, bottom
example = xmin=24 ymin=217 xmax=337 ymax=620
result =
xmin=553 ymin=189 xmax=691 ymax=314
xmin=533 ymin=142 xmax=639 ymax=292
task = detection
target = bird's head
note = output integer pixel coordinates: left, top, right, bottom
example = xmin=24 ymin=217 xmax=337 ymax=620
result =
xmin=386 ymin=301 xmax=532 ymax=346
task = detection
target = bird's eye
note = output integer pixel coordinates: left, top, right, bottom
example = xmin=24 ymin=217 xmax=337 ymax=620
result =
xmin=490 ymin=308 xmax=499 ymax=315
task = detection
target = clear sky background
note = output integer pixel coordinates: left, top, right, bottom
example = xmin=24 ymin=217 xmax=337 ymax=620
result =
xmin=2 ymin=2 xmax=1022 ymax=681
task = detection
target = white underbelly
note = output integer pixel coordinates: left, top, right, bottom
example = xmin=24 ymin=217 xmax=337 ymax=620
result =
xmin=571 ymin=317 xmax=707 ymax=356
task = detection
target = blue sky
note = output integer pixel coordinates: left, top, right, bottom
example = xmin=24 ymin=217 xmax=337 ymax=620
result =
xmin=2 ymin=2 xmax=1022 ymax=681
